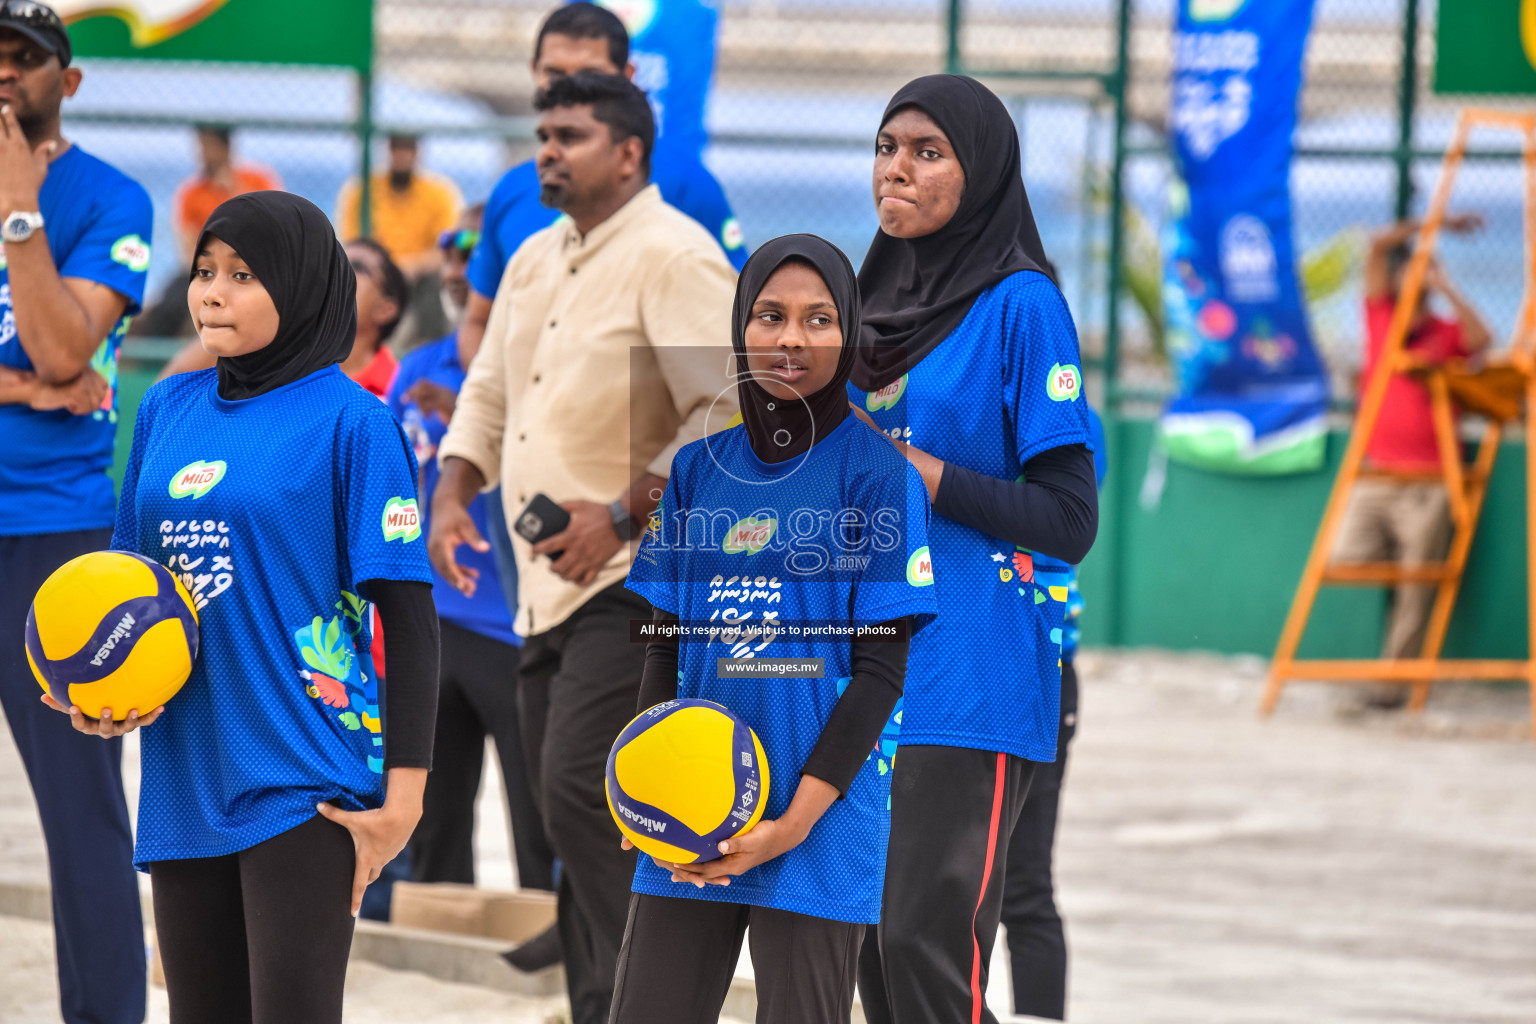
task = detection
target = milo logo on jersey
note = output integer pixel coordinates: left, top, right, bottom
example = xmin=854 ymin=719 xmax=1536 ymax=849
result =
xmin=866 ymin=374 xmax=908 ymax=412
xmin=722 ymin=515 xmax=776 ymax=555
xmin=906 ymin=546 xmax=934 ymax=586
xmin=110 ymin=234 xmax=152 ymax=273
xmin=168 ymin=460 xmax=226 ymax=499
xmin=382 ymin=497 xmax=422 ymax=543
xmin=1047 ymin=363 xmax=1081 ymax=402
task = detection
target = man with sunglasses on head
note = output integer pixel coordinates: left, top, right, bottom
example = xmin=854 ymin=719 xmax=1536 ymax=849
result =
xmin=0 ymin=4 xmax=154 ymax=1024
xmin=455 ymin=1 xmax=747 ymax=370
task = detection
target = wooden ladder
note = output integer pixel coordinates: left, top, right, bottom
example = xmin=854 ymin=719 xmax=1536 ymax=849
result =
xmin=1261 ymin=108 xmax=1536 ymax=737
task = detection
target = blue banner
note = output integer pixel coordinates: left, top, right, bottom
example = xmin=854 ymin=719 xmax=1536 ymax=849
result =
xmin=596 ymin=0 xmax=719 ymax=156
xmin=1162 ymin=0 xmax=1325 ymax=475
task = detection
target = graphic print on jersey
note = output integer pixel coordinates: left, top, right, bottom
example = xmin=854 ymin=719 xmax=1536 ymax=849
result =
xmin=294 ymin=590 xmax=384 ymax=772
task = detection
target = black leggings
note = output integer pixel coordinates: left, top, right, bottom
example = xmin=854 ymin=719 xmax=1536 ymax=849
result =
xmin=149 ymin=814 xmax=357 ymax=1024
xmin=610 ymin=893 xmax=864 ymax=1024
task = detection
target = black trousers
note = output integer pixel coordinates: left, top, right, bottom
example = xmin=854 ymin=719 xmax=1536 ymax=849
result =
xmin=610 ymin=893 xmax=864 ymax=1024
xmin=411 ymin=619 xmax=555 ymax=891
xmin=999 ymin=659 xmax=1078 ymax=1020
xmin=859 ymin=745 xmax=1035 ymax=1024
xmin=518 ymin=582 xmax=650 ymax=1024
xmin=0 ymin=528 xmax=146 ymax=1024
xmin=149 ymin=814 xmax=357 ymax=1024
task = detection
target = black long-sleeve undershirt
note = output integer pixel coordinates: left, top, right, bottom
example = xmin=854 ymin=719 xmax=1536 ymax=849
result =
xmin=358 ymin=578 xmax=440 ymax=771
xmin=932 ymin=442 xmax=1098 ymax=564
xmin=636 ymin=607 xmax=911 ymax=798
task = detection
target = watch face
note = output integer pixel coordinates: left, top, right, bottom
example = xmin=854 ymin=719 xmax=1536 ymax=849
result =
xmin=4 ymin=215 xmax=29 ymax=240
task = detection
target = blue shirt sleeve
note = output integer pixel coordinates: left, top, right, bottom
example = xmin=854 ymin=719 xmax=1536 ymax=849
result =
xmin=653 ymin=150 xmax=748 ymax=271
xmin=625 ymin=462 xmax=683 ymax=614
xmin=465 ymin=162 xmax=559 ymax=300
xmin=60 ymin=178 xmax=154 ymax=317
xmin=464 ymin=183 xmax=511 ymax=300
xmin=1086 ymin=403 xmax=1108 ymax=488
xmin=1000 ymin=274 xmax=1094 ymax=467
xmin=385 ymin=350 xmax=425 ymax=421
xmin=337 ymin=401 xmax=433 ymax=589
xmin=849 ymin=456 xmax=938 ymax=632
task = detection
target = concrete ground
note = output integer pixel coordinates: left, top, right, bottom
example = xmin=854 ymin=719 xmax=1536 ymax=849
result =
xmin=2 ymin=649 xmax=1534 ymax=1023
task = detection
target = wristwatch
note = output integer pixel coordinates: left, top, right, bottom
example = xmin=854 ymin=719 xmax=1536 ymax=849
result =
xmin=608 ymin=498 xmax=638 ymax=541
xmin=1 ymin=210 xmax=43 ymax=244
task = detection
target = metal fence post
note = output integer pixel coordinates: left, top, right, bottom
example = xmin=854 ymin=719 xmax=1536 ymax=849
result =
xmin=1101 ymin=0 xmax=1134 ymax=647
xmin=357 ymin=69 xmax=374 ymax=238
xmin=1394 ymin=0 xmax=1420 ymax=220
xmin=945 ymin=0 xmax=963 ymax=76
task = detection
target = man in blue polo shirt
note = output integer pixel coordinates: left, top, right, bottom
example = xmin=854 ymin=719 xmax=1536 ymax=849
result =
xmin=456 ymin=1 xmax=747 ymax=368
xmin=0 ymin=5 xmax=153 ymax=1024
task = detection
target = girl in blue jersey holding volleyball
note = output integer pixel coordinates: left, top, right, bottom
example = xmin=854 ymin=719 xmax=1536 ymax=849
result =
xmin=614 ymin=234 xmax=938 ymax=1024
xmin=44 ymin=191 xmax=439 ymax=1024
xmin=848 ymin=76 xmax=1099 ymax=1024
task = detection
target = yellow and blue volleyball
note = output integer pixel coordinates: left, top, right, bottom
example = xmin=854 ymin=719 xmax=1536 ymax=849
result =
xmin=606 ymin=698 xmax=769 ymax=864
xmin=26 ymin=551 xmax=199 ymax=721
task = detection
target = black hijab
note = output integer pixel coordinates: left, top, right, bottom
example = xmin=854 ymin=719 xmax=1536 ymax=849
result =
xmin=732 ymin=234 xmax=860 ymax=464
xmin=195 ymin=191 xmax=357 ymax=401
xmin=853 ymin=74 xmax=1052 ymax=392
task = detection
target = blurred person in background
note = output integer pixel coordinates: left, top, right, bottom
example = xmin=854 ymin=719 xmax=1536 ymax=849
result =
xmin=174 ymin=123 xmax=281 ymax=263
xmin=340 ymin=236 xmax=409 ymax=399
xmin=431 ymin=72 xmax=737 ymax=1024
xmin=337 ymin=133 xmax=462 ymax=344
xmin=133 ymin=123 xmax=280 ymax=340
xmin=456 ymin=1 xmax=747 ymax=370
xmin=1333 ymin=213 xmax=1491 ymax=711
xmin=384 ymin=205 xmax=556 ymax=903
xmin=0 ymin=4 xmax=154 ymax=1023
xmin=997 ymin=400 xmax=1106 ymax=1021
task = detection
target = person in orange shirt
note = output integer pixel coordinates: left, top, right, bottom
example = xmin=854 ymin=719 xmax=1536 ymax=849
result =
xmin=172 ymin=124 xmax=281 ymax=262
xmin=335 ymin=134 xmax=462 ymax=280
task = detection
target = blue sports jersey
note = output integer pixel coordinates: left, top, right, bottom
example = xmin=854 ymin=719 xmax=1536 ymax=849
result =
xmin=0 ymin=145 xmax=152 ymax=536
xmin=850 ymin=270 xmax=1094 ymax=762
xmin=1060 ymin=405 xmax=1107 ymax=663
xmin=386 ymin=333 xmax=519 ymax=647
xmin=112 ymin=366 xmax=432 ymax=868
xmin=625 ymin=416 xmax=937 ymax=924
xmin=465 ymin=146 xmax=748 ymax=299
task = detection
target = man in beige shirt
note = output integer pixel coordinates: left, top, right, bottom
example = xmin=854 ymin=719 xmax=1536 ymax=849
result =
xmin=430 ymin=71 xmax=737 ymax=1024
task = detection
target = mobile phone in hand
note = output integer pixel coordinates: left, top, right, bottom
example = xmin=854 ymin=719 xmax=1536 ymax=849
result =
xmin=514 ymin=493 xmax=571 ymax=548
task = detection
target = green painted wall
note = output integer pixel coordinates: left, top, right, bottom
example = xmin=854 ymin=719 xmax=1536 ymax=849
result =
xmin=1077 ymin=416 xmax=1529 ymax=658
xmin=105 ymin=378 xmax=1527 ymax=660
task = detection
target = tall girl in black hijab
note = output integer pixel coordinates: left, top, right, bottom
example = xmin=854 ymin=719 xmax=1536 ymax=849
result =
xmin=51 ymin=191 xmax=441 ymax=1024
xmin=847 ymin=76 xmax=1099 ymax=1024
xmin=614 ymin=235 xmax=937 ymax=1024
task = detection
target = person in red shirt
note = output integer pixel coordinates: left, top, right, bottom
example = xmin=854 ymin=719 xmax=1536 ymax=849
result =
xmin=173 ymin=124 xmax=281 ymax=262
xmin=1334 ymin=214 xmax=1492 ymax=707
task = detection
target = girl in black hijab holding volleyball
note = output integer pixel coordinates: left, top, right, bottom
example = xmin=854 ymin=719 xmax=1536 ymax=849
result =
xmin=847 ymin=76 xmax=1099 ymax=1023
xmin=615 ymin=234 xmax=937 ymax=1024
xmin=47 ymin=191 xmax=440 ymax=1024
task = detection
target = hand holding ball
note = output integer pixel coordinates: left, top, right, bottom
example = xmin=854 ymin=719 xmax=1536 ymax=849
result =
xmin=28 ymin=551 xmax=199 ymax=723
xmin=606 ymin=699 xmax=769 ymax=864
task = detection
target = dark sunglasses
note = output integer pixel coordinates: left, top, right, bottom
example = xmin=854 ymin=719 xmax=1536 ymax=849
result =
xmin=438 ymin=228 xmax=479 ymax=254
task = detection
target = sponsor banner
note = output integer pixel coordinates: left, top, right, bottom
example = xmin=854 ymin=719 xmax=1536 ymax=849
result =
xmin=594 ymin=0 xmax=718 ymax=153
xmin=1163 ymin=0 xmax=1327 ymax=475
xmin=61 ymin=0 xmax=372 ymax=71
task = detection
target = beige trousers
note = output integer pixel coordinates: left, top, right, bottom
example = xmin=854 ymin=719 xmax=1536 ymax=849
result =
xmin=1332 ymin=480 xmax=1453 ymax=660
